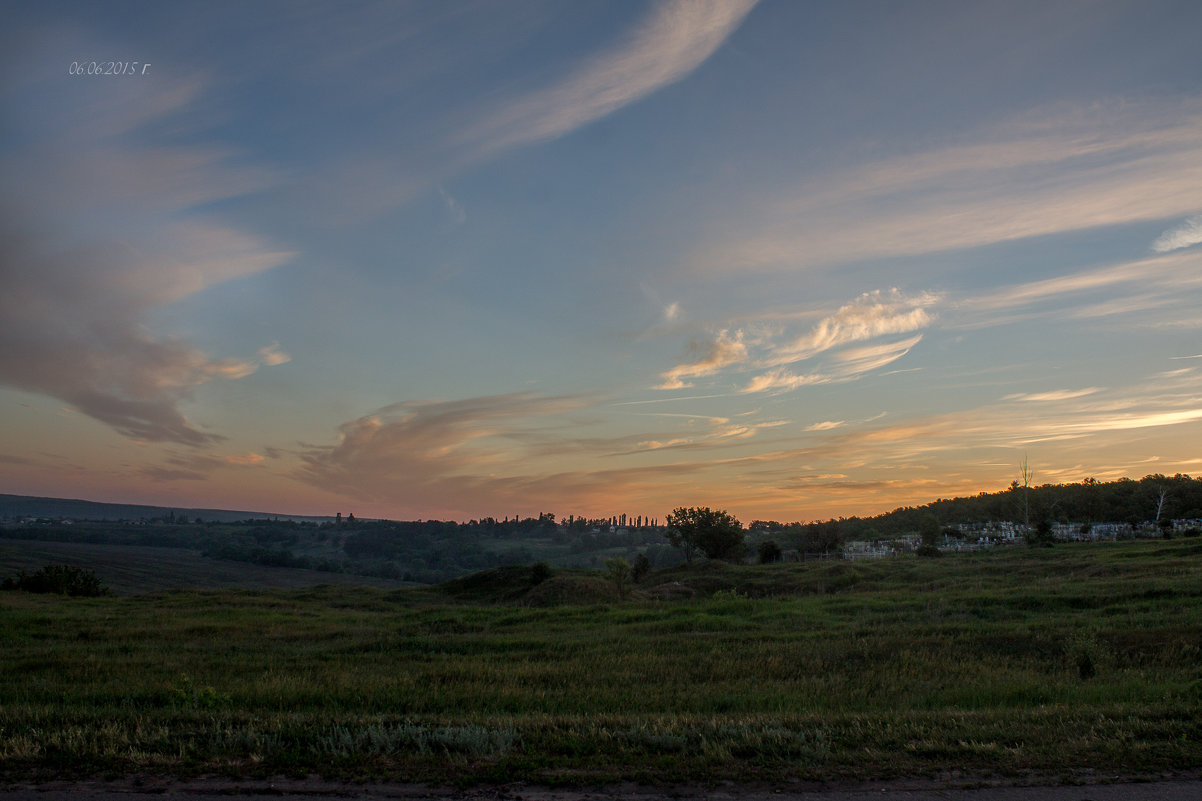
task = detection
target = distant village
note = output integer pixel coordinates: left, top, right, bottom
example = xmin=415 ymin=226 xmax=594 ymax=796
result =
xmin=840 ymin=518 xmax=1201 ymax=560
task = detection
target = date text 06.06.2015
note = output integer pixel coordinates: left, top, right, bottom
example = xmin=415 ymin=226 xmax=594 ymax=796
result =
xmin=68 ymin=61 xmax=151 ymax=76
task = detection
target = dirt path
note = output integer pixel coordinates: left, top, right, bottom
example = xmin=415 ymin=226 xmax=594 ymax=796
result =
xmin=3 ymin=777 xmax=1201 ymax=801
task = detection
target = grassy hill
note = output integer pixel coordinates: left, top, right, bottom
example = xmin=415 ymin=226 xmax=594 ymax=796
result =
xmin=0 ymin=539 xmax=407 ymax=593
xmin=0 ymin=492 xmax=332 ymax=523
xmin=1 ymin=537 xmax=1199 ymax=784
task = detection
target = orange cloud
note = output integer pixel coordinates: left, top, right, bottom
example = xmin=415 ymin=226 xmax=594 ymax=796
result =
xmin=656 ymin=329 xmax=747 ymax=389
xmin=258 ymin=342 xmax=291 ymax=366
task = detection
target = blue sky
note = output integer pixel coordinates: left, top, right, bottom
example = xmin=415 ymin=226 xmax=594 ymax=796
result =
xmin=2 ymin=0 xmax=1202 ymax=522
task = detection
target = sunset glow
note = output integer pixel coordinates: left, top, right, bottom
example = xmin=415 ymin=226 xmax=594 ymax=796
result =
xmin=3 ymin=1 xmax=1202 ymax=523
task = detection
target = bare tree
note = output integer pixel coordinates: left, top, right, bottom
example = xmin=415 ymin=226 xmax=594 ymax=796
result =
xmin=1155 ymin=485 xmax=1169 ymax=522
xmin=1019 ymin=454 xmax=1034 ymax=531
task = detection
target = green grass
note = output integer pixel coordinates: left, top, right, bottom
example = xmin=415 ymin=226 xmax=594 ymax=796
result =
xmin=1 ymin=539 xmax=1199 ymax=783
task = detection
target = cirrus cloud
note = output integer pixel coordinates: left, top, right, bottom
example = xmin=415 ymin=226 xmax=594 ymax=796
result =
xmin=761 ymin=290 xmax=938 ymax=367
xmin=656 ymin=329 xmax=748 ymax=389
xmin=1152 ymin=214 xmax=1202 ymax=253
xmin=656 ymin=289 xmax=938 ymax=395
xmin=295 ymin=393 xmax=590 ymax=502
xmin=0 ymin=57 xmax=293 ymax=445
xmin=460 ymin=0 xmax=758 ymax=158
xmin=690 ymin=98 xmax=1202 ymax=274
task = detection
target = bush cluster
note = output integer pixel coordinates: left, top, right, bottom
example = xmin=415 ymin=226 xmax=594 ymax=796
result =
xmin=1 ymin=564 xmax=109 ymax=596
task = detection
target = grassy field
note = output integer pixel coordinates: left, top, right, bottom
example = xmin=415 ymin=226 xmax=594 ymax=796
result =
xmin=1 ymin=538 xmax=1199 ymax=784
xmin=0 ymin=539 xmax=408 ymax=593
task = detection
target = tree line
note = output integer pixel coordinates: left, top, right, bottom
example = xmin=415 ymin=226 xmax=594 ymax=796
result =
xmin=5 ymin=474 xmax=1198 ymax=582
xmin=748 ymin=474 xmax=1202 ymax=544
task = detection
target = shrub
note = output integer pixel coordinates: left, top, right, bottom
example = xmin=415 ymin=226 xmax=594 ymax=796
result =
xmin=1065 ymin=633 xmax=1110 ymax=681
xmin=523 ymin=575 xmax=618 ymax=606
xmin=757 ymin=540 xmax=782 ymax=564
xmin=170 ymin=674 xmax=230 ymax=709
xmin=530 ymin=561 xmax=553 ymax=585
xmin=1025 ymin=518 xmax=1055 ymax=547
xmin=631 ymin=553 xmax=651 ymax=582
xmin=1 ymin=564 xmax=109 ymax=596
xmin=605 ymin=558 xmax=632 ymax=599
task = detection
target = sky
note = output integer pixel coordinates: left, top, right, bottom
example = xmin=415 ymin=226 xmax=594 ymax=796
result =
xmin=2 ymin=0 xmax=1202 ymax=524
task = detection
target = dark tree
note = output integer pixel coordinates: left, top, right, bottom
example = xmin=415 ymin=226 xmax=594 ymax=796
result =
xmin=530 ymin=561 xmax=553 ymax=585
xmin=920 ymin=514 xmax=940 ymax=546
xmin=1026 ymin=517 xmax=1055 ymax=547
xmin=666 ymin=506 xmax=744 ymax=562
xmin=910 ymin=514 xmax=941 ymax=557
xmin=757 ymin=539 xmax=782 ymax=564
xmin=605 ymin=557 xmax=632 ymax=599
xmin=632 ymin=553 xmax=651 ymax=582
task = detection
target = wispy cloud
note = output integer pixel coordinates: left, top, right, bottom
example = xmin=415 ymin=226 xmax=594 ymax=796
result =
xmin=138 ymin=448 xmax=271 ymax=482
xmin=625 ymin=417 xmax=789 ymax=453
xmin=0 ymin=69 xmax=293 ymax=445
xmin=0 ymin=224 xmax=291 ymax=445
xmin=761 ymin=290 xmax=938 ymax=367
xmin=737 ymin=335 xmax=922 ymax=395
xmin=963 ymin=252 xmax=1190 ymax=311
xmin=296 ymin=1 xmax=757 ymax=224
xmin=144 ymin=445 xmax=269 ymax=476
xmin=657 ymin=290 xmax=937 ymax=395
xmin=636 ymin=438 xmax=692 ymax=451
xmin=438 ymin=186 xmax=467 ymax=225
xmin=631 ymin=412 xmax=731 ymax=424
xmin=459 ymin=0 xmax=757 ymax=158
xmin=690 ymin=98 xmax=1202 ymax=273
xmin=295 ymin=393 xmax=588 ymax=500
xmin=1003 ymin=388 xmax=1104 ymax=402
xmin=203 ymin=359 xmax=260 ymax=381
xmin=288 ymin=400 xmax=626 ymax=517
xmin=656 ymin=329 xmax=748 ymax=389
xmin=290 ymin=390 xmax=800 ymax=517
xmin=1152 ymin=214 xmax=1202 ymax=253
xmin=948 ymin=248 xmax=1202 ymax=333
xmin=1047 ymin=407 xmax=1202 ymax=435
xmin=258 ymin=343 xmax=292 ymax=367
xmin=830 ymin=334 xmax=925 ymax=377
xmin=225 ymin=452 xmax=266 ymax=467
xmin=1068 ymin=294 xmax=1177 ymax=320
xmin=741 ymin=367 xmax=829 ymax=395
xmin=727 ymin=391 xmax=1202 ymax=498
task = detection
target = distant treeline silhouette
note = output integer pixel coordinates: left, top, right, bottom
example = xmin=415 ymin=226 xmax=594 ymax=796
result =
xmin=754 ymin=473 xmax=1202 ymax=542
xmin=5 ymin=474 xmax=1199 ymax=584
